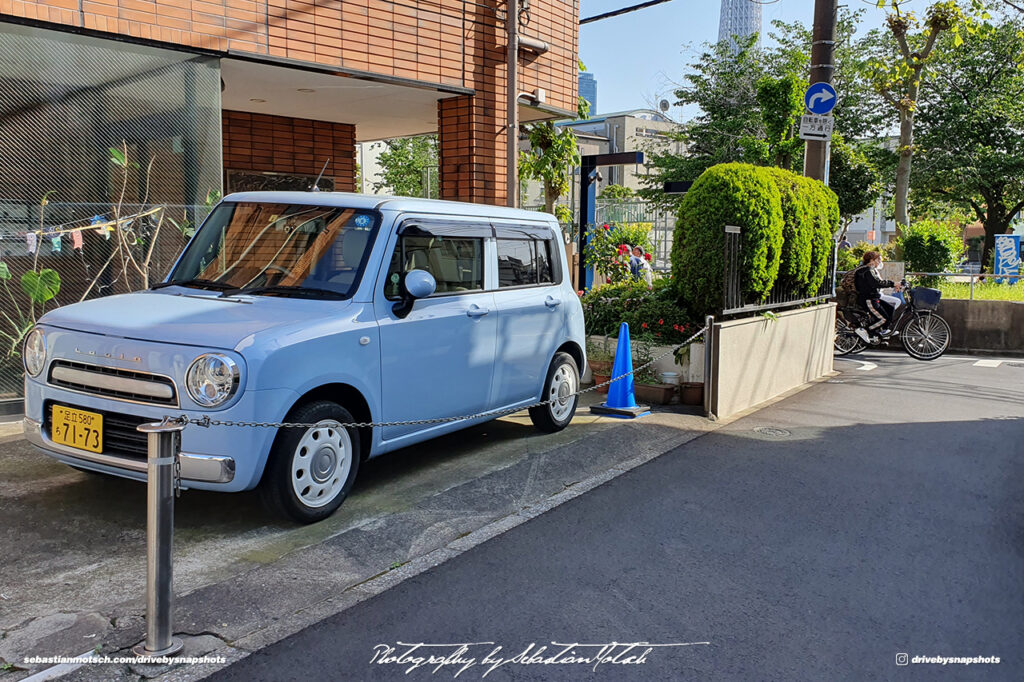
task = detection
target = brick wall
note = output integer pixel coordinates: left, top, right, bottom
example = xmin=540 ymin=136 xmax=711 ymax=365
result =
xmin=222 ymin=110 xmax=356 ymax=191
xmin=2 ymin=1 xmax=578 ymax=114
xmin=4 ymin=1 xmax=579 ymax=205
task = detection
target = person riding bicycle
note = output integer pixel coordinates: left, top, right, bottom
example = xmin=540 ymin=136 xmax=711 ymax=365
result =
xmin=853 ymin=250 xmax=902 ymax=342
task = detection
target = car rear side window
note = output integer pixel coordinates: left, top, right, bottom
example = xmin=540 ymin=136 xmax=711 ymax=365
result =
xmin=385 ymin=236 xmax=484 ymax=299
xmin=497 ymin=239 xmax=555 ymax=288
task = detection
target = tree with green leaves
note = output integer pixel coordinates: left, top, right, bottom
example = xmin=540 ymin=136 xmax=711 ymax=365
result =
xmin=519 ymin=76 xmax=590 ymax=218
xmin=756 ymin=73 xmax=804 ymax=170
xmin=865 ymin=0 xmax=976 ymax=230
xmin=829 ymin=133 xmax=882 ymax=236
xmin=373 ymin=135 xmax=438 ymax=197
xmin=914 ymin=14 xmax=1024 ymax=269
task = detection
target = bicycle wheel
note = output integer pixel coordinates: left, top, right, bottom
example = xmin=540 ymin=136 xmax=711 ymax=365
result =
xmin=834 ymin=318 xmax=864 ymax=356
xmin=901 ymin=312 xmax=951 ymax=360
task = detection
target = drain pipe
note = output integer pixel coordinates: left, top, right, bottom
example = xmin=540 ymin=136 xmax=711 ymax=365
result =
xmin=507 ymin=0 xmax=519 ymax=208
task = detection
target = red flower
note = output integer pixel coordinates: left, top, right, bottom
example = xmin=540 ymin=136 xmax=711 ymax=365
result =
xmin=641 ymin=322 xmax=648 ymax=329
xmin=658 ymin=319 xmax=664 ymax=325
xmin=644 ymin=253 xmax=652 ymax=262
xmin=577 ymin=290 xmax=584 ymax=296
xmin=603 ymin=224 xmax=610 ymax=230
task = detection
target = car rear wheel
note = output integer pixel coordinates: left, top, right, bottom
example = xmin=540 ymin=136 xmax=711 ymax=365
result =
xmin=528 ymin=352 xmax=579 ymax=433
xmin=260 ymin=400 xmax=361 ymax=524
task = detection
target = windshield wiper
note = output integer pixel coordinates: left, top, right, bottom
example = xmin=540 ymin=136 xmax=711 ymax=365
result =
xmin=219 ymin=285 xmax=346 ymax=300
xmin=151 ymin=278 xmax=235 ymax=291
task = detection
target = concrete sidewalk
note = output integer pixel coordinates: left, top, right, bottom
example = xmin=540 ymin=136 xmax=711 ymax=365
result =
xmin=0 ymin=394 xmax=718 ymax=681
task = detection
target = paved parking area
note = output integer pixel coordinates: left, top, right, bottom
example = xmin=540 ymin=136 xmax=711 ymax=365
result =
xmin=0 ymin=394 xmax=713 ymax=680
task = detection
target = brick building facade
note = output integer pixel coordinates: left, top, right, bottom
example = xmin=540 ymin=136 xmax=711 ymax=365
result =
xmin=0 ymin=0 xmax=579 ymax=206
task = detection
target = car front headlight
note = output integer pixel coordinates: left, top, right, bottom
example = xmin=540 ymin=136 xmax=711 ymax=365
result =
xmin=185 ymin=353 xmax=239 ymax=407
xmin=24 ymin=328 xmax=46 ymax=377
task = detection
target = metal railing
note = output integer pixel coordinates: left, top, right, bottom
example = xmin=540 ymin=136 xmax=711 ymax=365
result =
xmin=722 ymin=226 xmax=838 ymax=316
xmin=835 ymin=270 xmax=1023 ymax=300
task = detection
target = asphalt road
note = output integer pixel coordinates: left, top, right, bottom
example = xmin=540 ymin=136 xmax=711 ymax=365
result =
xmin=207 ymin=352 xmax=1024 ymax=681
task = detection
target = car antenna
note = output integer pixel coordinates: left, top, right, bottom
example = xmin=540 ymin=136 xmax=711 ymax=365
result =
xmin=310 ymin=159 xmax=330 ymax=192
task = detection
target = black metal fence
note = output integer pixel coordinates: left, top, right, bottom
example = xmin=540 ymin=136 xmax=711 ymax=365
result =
xmin=721 ymin=224 xmax=838 ymax=316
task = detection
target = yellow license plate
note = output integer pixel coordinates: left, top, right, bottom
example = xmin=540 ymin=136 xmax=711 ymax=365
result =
xmin=51 ymin=405 xmax=103 ymax=454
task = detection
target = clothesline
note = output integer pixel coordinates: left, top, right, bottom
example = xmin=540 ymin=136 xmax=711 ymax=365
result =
xmin=18 ymin=207 xmax=165 ymax=255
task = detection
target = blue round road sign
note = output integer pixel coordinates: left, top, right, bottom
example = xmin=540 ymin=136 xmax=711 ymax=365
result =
xmin=804 ymin=82 xmax=837 ymax=115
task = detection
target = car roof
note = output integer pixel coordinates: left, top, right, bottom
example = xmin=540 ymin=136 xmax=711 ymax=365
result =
xmin=221 ymin=191 xmax=558 ymax=223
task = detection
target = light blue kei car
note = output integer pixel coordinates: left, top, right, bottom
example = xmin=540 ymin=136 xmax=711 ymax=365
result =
xmin=23 ymin=192 xmax=587 ymax=522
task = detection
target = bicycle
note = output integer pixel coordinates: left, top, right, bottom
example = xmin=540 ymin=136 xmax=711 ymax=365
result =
xmin=834 ymin=281 xmax=951 ymax=361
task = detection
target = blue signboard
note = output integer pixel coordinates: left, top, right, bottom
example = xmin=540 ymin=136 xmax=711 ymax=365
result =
xmin=804 ymin=82 xmax=837 ymax=115
xmin=994 ymin=233 xmax=1021 ymax=283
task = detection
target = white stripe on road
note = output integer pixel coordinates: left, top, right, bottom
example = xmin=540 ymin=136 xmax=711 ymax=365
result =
xmin=973 ymin=360 xmax=1003 ymax=367
xmin=855 ymin=361 xmax=877 ymax=371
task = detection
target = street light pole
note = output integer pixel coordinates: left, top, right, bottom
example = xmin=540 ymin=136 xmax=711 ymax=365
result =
xmin=804 ymin=0 xmax=837 ymax=183
xmin=507 ymin=0 xmax=519 ymax=207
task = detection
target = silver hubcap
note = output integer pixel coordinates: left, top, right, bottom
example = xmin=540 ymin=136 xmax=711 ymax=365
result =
xmin=903 ymin=314 xmax=949 ymax=359
xmin=548 ymin=364 xmax=578 ymax=422
xmin=291 ymin=421 xmax=352 ymax=508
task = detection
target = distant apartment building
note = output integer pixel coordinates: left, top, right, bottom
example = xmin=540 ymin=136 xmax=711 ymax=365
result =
xmin=579 ymin=72 xmax=597 ymax=115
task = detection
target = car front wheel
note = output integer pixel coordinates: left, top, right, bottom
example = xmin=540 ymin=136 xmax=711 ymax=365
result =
xmin=528 ymin=352 xmax=579 ymax=433
xmin=259 ymin=400 xmax=361 ymax=524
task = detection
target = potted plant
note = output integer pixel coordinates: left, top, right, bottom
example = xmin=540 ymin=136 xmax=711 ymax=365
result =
xmin=673 ymin=343 xmax=704 ymax=405
xmin=631 ymin=335 xmax=676 ymax=404
xmin=587 ymin=339 xmax=615 ymax=392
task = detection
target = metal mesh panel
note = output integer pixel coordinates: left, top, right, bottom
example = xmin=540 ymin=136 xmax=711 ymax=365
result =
xmin=0 ymin=23 xmax=222 ymax=403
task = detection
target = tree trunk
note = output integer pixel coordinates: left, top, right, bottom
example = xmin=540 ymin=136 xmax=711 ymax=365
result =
xmin=981 ymin=205 xmax=1009 ymax=273
xmin=894 ymin=105 xmax=914 ymax=230
xmin=543 ymin=182 xmax=558 ymax=214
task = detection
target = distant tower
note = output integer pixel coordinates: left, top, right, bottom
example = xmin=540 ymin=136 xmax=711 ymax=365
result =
xmin=718 ymin=0 xmax=762 ymax=51
xmin=578 ymin=72 xmax=597 ymax=116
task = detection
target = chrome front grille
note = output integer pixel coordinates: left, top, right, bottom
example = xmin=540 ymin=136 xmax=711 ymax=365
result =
xmin=47 ymin=360 xmax=178 ymax=407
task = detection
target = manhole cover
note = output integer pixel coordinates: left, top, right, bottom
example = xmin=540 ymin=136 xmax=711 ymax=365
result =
xmin=753 ymin=426 xmax=791 ymax=438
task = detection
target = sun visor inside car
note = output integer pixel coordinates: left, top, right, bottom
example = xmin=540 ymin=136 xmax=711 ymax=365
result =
xmin=399 ymin=221 xmax=495 ymax=239
xmin=492 ymin=224 xmax=553 ymax=240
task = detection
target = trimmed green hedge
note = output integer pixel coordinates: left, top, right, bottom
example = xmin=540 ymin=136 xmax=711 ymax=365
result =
xmin=800 ymin=176 xmax=840 ymax=297
xmin=671 ymin=164 xmax=839 ymax=315
xmin=672 ymin=163 xmax=784 ymax=314
xmin=765 ymin=167 xmax=814 ymax=293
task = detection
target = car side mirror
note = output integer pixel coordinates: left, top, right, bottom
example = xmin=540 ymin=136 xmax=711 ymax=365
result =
xmin=392 ymin=269 xmax=436 ymax=319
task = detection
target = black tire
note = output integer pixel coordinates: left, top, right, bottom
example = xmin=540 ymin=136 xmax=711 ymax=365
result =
xmin=259 ymin=400 xmax=361 ymax=524
xmin=834 ymin=318 xmax=864 ymax=356
xmin=528 ymin=352 xmax=580 ymax=433
xmin=901 ymin=312 xmax=951 ymax=361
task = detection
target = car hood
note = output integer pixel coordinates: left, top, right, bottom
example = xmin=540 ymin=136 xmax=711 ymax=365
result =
xmin=39 ymin=290 xmax=351 ymax=350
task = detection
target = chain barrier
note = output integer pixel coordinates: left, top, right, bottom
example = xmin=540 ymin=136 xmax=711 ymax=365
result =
xmin=164 ymin=326 xmax=708 ymax=432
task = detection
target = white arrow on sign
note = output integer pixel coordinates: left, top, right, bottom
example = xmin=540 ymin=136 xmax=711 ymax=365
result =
xmin=808 ymin=90 xmax=835 ymax=110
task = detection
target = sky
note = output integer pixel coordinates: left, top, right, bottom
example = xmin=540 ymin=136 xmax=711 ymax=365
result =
xmin=578 ymin=0 xmax=940 ymax=117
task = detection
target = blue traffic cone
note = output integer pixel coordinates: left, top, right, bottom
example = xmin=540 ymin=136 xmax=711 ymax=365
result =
xmin=590 ymin=322 xmax=650 ymax=418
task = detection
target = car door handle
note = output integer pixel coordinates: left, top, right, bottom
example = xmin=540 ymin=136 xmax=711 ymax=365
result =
xmin=544 ymin=296 xmax=562 ymax=308
xmin=466 ymin=305 xmax=490 ymax=318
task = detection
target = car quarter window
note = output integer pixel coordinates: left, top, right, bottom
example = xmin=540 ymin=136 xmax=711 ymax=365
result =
xmin=497 ymin=238 xmax=555 ymax=288
xmin=384 ymin=235 xmax=484 ymax=299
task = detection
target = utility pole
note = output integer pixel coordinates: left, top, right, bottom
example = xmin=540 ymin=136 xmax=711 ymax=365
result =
xmin=507 ymin=0 xmax=519 ymax=207
xmin=804 ymin=0 xmax=837 ymax=183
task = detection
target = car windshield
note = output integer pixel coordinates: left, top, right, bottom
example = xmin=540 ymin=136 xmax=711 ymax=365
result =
xmin=166 ymin=202 xmax=380 ymax=298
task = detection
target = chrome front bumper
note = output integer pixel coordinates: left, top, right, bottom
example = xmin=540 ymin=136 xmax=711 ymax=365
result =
xmin=24 ymin=418 xmax=235 ymax=484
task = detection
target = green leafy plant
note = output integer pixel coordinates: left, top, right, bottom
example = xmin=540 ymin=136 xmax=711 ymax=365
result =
xmin=631 ymin=334 xmax=660 ymax=385
xmin=765 ymin=168 xmax=815 ymax=293
xmin=897 ymin=218 xmax=965 ymax=285
xmin=581 ymin=279 xmax=700 ymax=344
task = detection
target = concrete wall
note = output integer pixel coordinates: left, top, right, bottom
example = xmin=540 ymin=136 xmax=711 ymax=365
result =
xmin=938 ymin=299 xmax=1024 ymax=355
xmin=711 ymin=304 xmax=836 ymax=419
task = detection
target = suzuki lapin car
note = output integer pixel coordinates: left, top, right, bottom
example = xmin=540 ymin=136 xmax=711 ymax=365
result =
xmin=24 ymin=193 xmax=586 ymax=522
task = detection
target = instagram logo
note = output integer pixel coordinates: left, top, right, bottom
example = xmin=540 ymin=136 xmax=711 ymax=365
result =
xmin=896 ymin=653 xmax=909 ymax=666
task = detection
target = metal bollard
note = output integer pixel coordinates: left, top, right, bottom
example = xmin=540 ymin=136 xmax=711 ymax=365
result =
xmin=703 ymin=315 xmax=715 ymax=419
xmin=132 ymin=418 xmax=185 ymax=658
